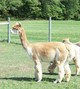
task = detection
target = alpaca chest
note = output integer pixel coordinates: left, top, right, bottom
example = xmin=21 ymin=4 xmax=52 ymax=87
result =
xmin=26 ymin=47 xmax=33 ymax=56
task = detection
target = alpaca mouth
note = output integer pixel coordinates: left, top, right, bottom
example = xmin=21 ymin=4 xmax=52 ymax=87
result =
xmin=11 ymin=29 xmax=19 ymax=34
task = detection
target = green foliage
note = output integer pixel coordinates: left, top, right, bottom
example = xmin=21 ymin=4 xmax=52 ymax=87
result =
xmin=0 ymin=0 xmax=80 ymax=20
xmin=21 ymin=0 xmax=41 ymax=18
xmin=40 ymin=0 xmax=63 ymax=19
xmin=61 ymin=0 xmax=79 ymax=20
xmin=0 ymin=0 xmax=23 ymax=18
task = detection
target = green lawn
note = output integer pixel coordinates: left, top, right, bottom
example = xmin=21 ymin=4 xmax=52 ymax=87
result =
xmin=0 ymin=20 xmax=80 ymax=89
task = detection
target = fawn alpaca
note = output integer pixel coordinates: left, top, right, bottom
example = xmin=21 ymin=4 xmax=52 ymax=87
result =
xmin=12 ymin=23 xmax=71 ymax=83
xmin=48 ymin=38 xmax=80 ymax=76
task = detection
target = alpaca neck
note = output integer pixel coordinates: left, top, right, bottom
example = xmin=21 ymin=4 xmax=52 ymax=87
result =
xmin=19 ymin=28 xmax=30 ymax=49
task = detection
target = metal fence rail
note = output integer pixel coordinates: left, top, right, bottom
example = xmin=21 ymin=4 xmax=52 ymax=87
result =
xmin=0 ymin=17 xmax=10 ymax=43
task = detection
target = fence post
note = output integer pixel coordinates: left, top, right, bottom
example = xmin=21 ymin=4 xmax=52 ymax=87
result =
xmin=8 ymin=17 xmax=10 ymax=43
xmin=48 ymin=17 xmax=51 ymax=42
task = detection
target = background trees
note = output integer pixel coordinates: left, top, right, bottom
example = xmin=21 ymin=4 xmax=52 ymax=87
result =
xmin=0 ymin=0 xmax=23 ymax=19
xmin=0 ymin=0 xmax=80 ymax=20
xmin=61 ymin=0 xmax=80 ymax=20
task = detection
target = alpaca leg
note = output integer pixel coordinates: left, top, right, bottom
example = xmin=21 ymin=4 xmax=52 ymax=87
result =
xmin=54 ymin=63 xmax=65 ymax=83
xmin=76 ymin=60 xmax=80 ymax=75
xmin=76 ymin=62 xmax=80 ymax=75
xmin=64 ymin=63 xmax=71 ymax=82
xmin=34 ymin=60 xmax=42 ymax=82
xmin=73 ymin=59 xmax=80 ymax=75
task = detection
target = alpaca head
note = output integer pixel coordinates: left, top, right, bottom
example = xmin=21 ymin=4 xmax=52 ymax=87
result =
xmin=11 ymin=22 xmax=22 ymax=34
xmin=62 ymin=38 xmax=70 ymax=43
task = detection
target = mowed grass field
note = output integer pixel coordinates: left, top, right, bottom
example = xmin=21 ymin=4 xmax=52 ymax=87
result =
xmin=0 ymin=20 xmax=80 ymax=89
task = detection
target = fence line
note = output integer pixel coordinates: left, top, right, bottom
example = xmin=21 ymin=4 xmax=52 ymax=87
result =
xmin=1 ymin=20 xmax=79 ymax=44
xmin=0 ymin=17 xmax=10 ymax=43
xmin=48 ymin=17 xmax=52 ymax=42
xmin=0 ymin=17 xmax=51 ymax=43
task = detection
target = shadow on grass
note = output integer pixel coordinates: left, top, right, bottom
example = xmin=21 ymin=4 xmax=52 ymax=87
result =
xmin=10 ymin=42 xmax=21 ymax=45
xmin=43 ymin=72 xmax=80 ymax=77
xmin=0 ymin=77 xmax=55 ymax=82
xmin=0 ymin=40 xmax=21 ymax=45
xmin=69 ymin=63 xmax=75 ymax=65
xmin=0 ymin=73 xmax=78 ymax=82
xmin=71 ymin=74 xmax=80 ymax=76
xmin=0 ymin=40 xmax=7 ymax=43
xmin=0 ymin=77 xmax=34 ymax=81
xmin=43 ymin=72 xmax=58 ymax=75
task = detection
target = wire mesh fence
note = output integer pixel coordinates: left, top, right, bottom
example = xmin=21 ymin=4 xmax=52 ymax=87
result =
xmin=0 ymin=20 xmax=80 ymax=44
xmin=0 ymin=17 xmax=10 ymax=43
xmin=0 ymin=24 xmax=8 ymax=42
xmin=10 ymin=20 xmax=49 ymax=44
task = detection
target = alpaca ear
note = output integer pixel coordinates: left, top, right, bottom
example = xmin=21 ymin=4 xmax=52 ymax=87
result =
xmin=16 ymin=22 xmax=22 ymax=27
xmin=18 ymin=22 xmax=22 ymax=27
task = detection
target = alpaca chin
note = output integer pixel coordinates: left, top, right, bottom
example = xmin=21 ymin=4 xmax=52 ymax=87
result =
xmin=11 ymin=29 xmax=19 ymax=34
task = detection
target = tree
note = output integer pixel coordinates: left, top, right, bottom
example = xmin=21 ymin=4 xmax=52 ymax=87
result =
xmin=61 ymin=0 xmax=79 ymax=20
xmin=40 ymin=0 xmax=64 ymax=19
xmin=0 ymin=0 xmax=23 ymax=18
xmin=74 ymin=0 xmax=80 ymax=20
xmin=8 ymin=0 xmax=23 ymax=18
xmin=0 ymin=0 xmax=9 ymax=18
xmin=0 ymin=0 xmax=80 ymax=20
xmin=21 ymin=0 xmax=41 ymax=19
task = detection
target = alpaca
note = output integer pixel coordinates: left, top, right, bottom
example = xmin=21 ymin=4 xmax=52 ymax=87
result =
xmin=75 ymin=42 xmax=80 ymax=47
xmin=48 ymin=38 xmax=80 ymax=76
xmin=75 ymin=41 xmax=80 ymax=47
xmin=12 ymin=23 xmax=71 ymax=83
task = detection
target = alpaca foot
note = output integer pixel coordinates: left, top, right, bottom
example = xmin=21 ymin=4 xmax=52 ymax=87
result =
xmin=37 ymin=80 xmax=41 ymax=82
xmin=54 ymin=80 xmax=61 ymax=83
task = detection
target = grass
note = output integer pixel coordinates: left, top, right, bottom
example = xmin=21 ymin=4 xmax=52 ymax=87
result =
xmin=0 ymin=20 xmax=80 ymax=89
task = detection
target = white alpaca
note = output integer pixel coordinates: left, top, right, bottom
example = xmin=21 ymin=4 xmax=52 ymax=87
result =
xmin=48 ymin=38 xmax=80 ymax=76
xmin=63 ymin=38 xmax=80 ymax=75
xmin=12 ymin=23 xmax=71 ymax=83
